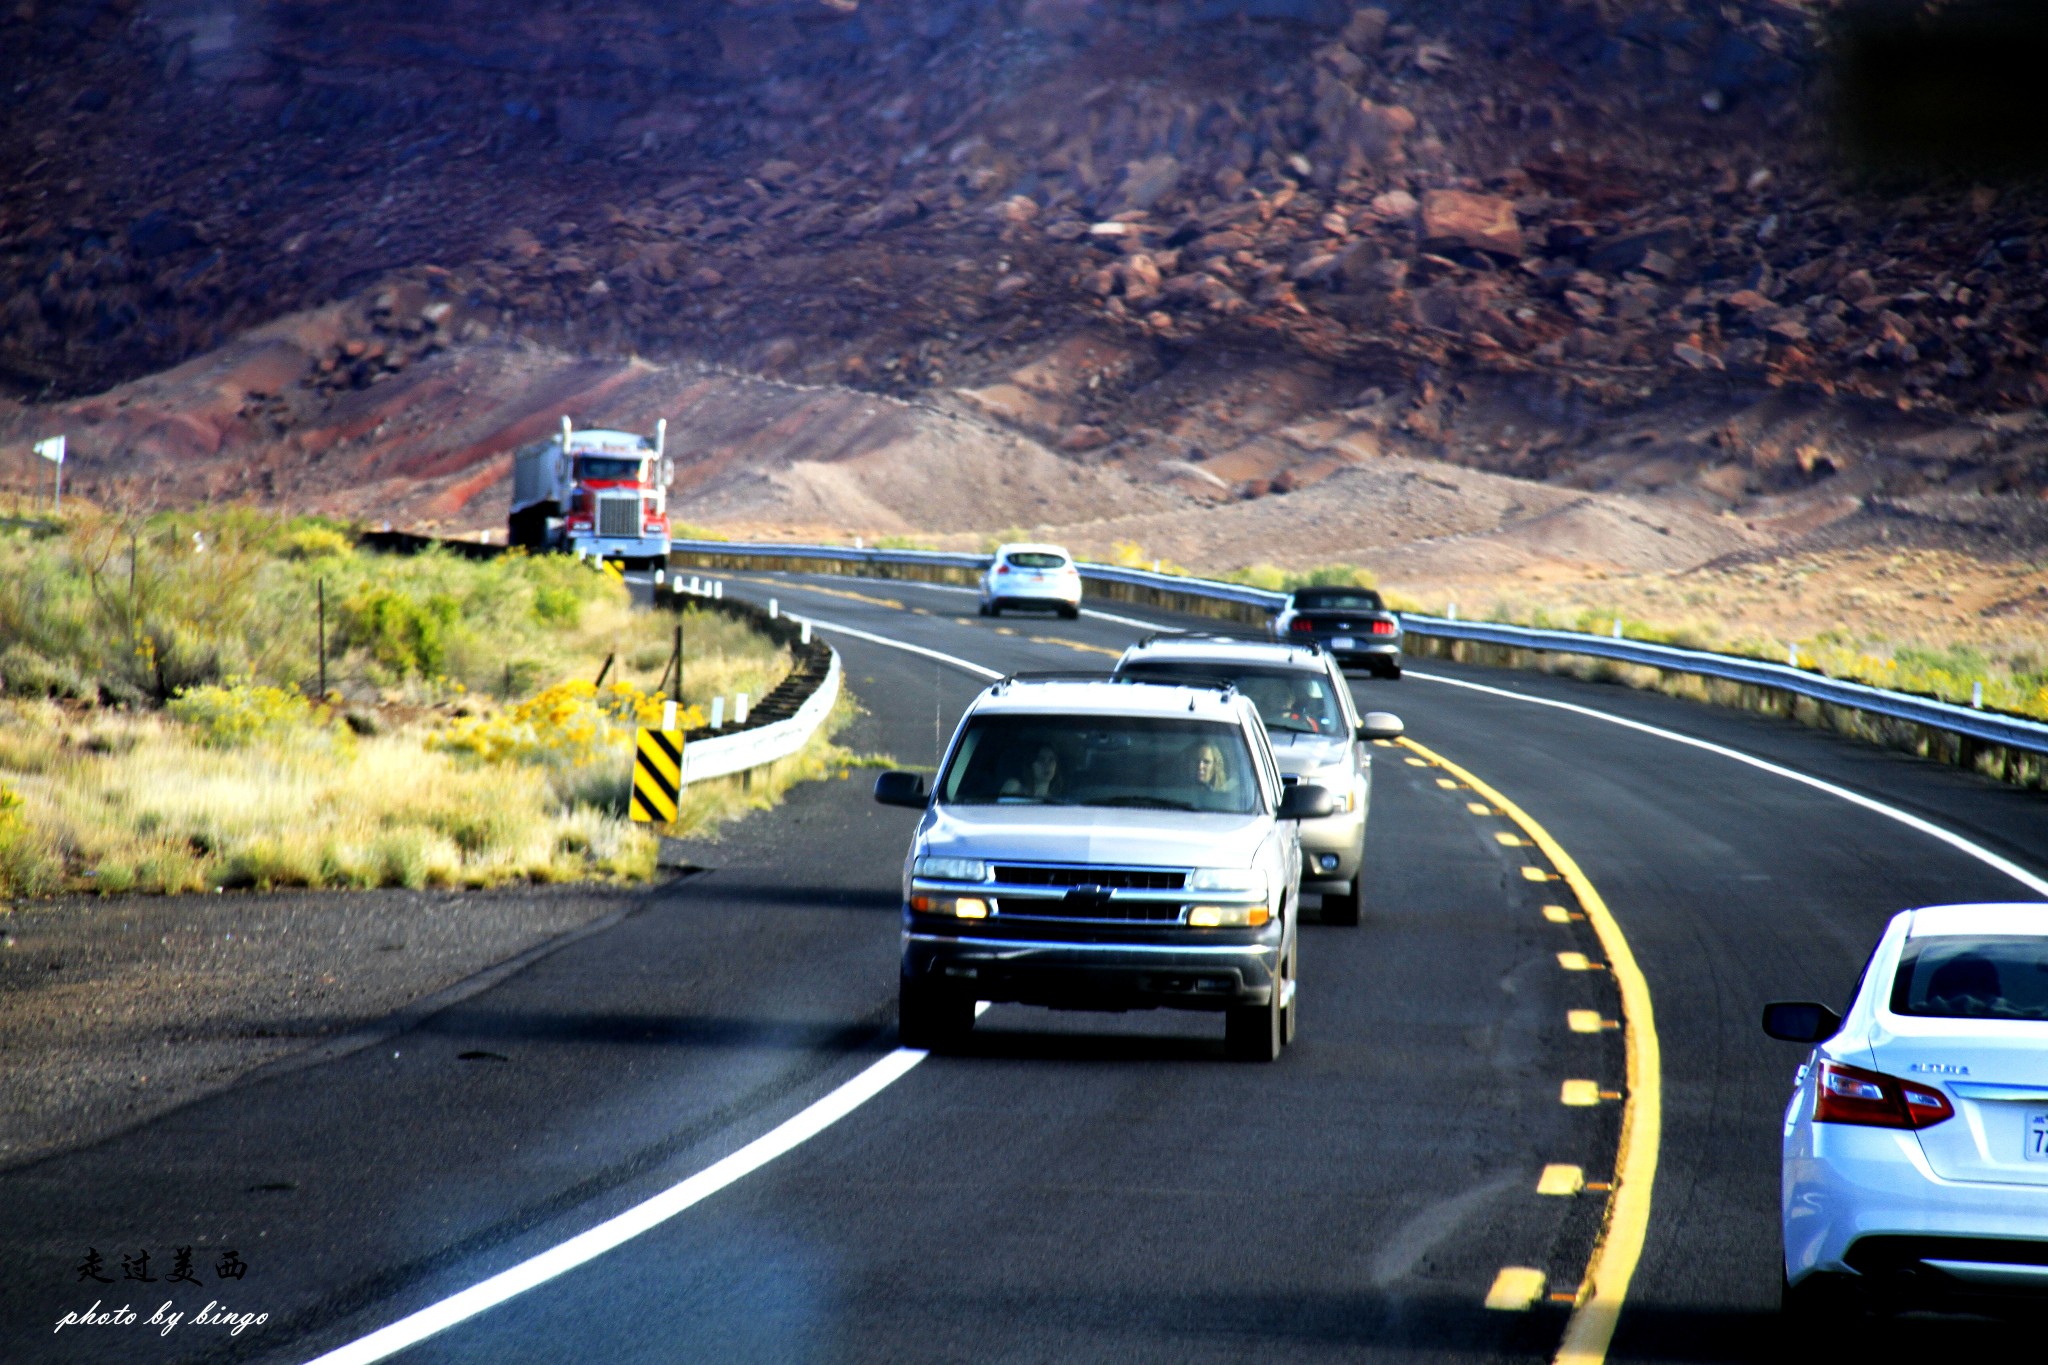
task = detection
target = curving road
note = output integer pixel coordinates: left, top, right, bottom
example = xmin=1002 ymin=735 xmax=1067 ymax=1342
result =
xmin=2 ymin=572 xmax=2043 ymax=1364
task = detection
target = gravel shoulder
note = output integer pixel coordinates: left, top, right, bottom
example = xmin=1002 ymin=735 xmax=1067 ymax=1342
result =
xmin=0 ymin=880 xmax=674 ymax=1169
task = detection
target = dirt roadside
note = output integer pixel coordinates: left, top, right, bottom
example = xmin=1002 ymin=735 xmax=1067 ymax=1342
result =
xmin=0 ymin=878 xmax=688 ymax=1170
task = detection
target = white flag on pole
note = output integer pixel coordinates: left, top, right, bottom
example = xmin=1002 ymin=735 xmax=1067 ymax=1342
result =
xmin=33 ymin=436 xmax=65 ymax=464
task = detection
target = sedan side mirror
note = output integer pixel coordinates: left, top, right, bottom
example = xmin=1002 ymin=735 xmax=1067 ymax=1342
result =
xmin=1361 ymin=711 xmax=1404 ymax=741
xmin=1761 ymin=1001 xmax=1841 ymax=1043
xmin=1277 ymin=784 xmax=1336 ymax=820
xmin=873 ymin=771 xmax=930 ymax=809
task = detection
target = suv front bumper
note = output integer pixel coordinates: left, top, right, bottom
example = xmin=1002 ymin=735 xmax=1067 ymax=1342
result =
xmin=904 ymin=925 xmax=1282 ymax=1012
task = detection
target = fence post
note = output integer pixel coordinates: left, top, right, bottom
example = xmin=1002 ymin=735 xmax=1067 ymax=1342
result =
xmin=317 ymin=579 xmax=327 ymax=697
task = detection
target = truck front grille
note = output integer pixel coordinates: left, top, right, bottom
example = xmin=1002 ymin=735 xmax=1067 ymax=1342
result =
xmin=992 ymin=865 xmax=1188 ymax=890
xmin=596 ymin=495 xmax=641 ymax=538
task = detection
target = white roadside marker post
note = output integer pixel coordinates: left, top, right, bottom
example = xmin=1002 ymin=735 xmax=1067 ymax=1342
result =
xmin=710 ymin=697 xmax=725 ymax=730
xmin=32 ymin=435 xmax=64 ymax=513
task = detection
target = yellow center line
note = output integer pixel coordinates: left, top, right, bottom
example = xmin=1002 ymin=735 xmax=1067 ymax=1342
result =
xmin=1400 ymin=736 xmax=1661 ymax=1365
xmin=1026 ymin=636 xmax=1121 ymax=658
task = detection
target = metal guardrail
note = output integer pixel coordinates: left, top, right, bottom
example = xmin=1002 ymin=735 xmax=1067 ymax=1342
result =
xmin=668 ymin=538 xmax=2048 ymax=760
xmin=1401 ymin=616 xmax=2048 ymax=758
xmin=681 ymin=647 xmax=841 ymax=784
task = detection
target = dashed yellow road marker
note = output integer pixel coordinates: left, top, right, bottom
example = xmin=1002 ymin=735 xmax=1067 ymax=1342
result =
xmin=1467 ymin=801 xmax=1494 ymax=815
xmin=1496 ymin=832 xmax=1529 ymax=847
xmin=1521 ymin=866 xmax=1555 ymax=882
xmin=1486 ymin=1267 xmax=1548 ymax=1311
xmin=1538 ymin=1164 xmax=1586 ymax=1196
xmin=1400 ymin=735 xmax=1660 ymax=1365
xmin=1561 ymin=1079 xmax=1603 ymax=1106
xmin=1028 ymin=636 xmax=1119 ymax=657
xmin=1569 ymin=1010 xmax=1619 ymax=1033
xmin=994 ymin=626 xmax=1017 ymax=636
xmin=1372 ymin=738 xmax=1397 ymax=747
xmin=1407 ymin=757 xmax=1431 ymax=767
xmin=1557 ymin=952 xmax=1605 ymax=971
xmin=1436 ymin=777 xmax=1459 ymax=788
xmin=1543 ymin=905 xmax=1575 ymax=924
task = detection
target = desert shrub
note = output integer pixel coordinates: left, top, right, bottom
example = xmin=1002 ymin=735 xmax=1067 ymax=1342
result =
xmin=167 ymin=681 xmax=315 ymax=748
xmin=532 ymin=582 xmax=583 ymax=626
xmin=0 ymin=643 xmax=92 ymax=700
xmin=0 ymin=781 xmax=61 ymax=899
xmin=337 ymin=587 xmax=459 ymax=677
xmin=281 ymin=524 xmax=355 ymax=561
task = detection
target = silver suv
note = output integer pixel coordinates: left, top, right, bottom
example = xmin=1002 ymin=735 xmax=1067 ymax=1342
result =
xmin=1114 ymin=635 xmax=1403 ymax=926
xmin=872 ymin=675 xmax=1337 ymax=1061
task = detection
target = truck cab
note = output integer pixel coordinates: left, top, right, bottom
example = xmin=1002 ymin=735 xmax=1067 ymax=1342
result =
xmin=508 ymin=417 xmax=674 ymax=567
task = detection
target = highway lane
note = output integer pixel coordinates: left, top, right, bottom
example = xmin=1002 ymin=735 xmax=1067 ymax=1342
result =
xmin=4 ymin=569 xmax=2041 ymax=1363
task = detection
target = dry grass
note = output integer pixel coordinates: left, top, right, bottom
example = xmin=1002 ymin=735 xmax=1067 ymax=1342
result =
xmin=0 ymin=508 xmax=833 ymax=900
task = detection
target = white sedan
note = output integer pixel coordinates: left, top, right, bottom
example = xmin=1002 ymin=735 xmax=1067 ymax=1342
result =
xmin=978 ymin=543 xmax=1082 ymax=619
xmin=1765 ymin=902 xmax=2048 ymax=1319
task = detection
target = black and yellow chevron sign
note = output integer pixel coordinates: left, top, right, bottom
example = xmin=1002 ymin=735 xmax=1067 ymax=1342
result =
xmin=600 ymin=558 xmax=625 ymax=582
xmin=630 ymin=727 xmax=684 ymax=824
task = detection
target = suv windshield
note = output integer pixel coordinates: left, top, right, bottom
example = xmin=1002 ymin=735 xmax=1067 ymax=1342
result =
xmin=1292 ymin=588 xmax=1383 ymax=611
xmin=939 ymin=714 xmax=1261 ymax=813
xmin=575 ymin=456 xmax=643 ymax=481
xmin=1891 ymin=936 xmax=2048 ymax=1021
xmin=1120 ymin=664 xmax=1345 ymax=736
xmin=1004 ymin=552 xmax=1068 ymax=570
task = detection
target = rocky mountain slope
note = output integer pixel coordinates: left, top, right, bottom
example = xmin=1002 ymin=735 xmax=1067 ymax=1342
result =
xmin=2 ymin=0 xmax=2044 ymax=559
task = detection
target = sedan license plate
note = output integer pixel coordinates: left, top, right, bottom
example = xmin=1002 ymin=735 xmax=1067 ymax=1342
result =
xmin=1330 ymin=636 xmax=1356 ymax=650
xmin=2028 ymin=1111 xmax=2048 ymax=1162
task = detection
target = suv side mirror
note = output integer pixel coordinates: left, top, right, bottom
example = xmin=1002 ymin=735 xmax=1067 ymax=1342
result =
xmin=1361 ymin=711 xmax=1404 ymax=741
xmin=1278 ymin=784 xmax=1336 ymax=820
xmin=873 ymin=771 xmax=930 ymax=809
xmin=1761 ymin=1001 xmax=1841 ymax=1043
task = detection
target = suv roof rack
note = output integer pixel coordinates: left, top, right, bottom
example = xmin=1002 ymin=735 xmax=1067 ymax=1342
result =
xmin=1134 ymin=631 xmax=1328 ymax=659
xmin=995 ymin=670 xmax=1238 ymax=696
xmin=1135 ymin=627 xmax=1276 ymax=647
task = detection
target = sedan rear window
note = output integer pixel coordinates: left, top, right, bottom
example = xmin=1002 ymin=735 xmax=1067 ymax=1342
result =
xmin=1891 ymin=935 xmax=2048 ymax=1021
xmin=1120 ymin=664 xmax=1346 ymax=737
xmin=1003 ymin=552 xmax=1068 ymax=569
xmin=939 ymin=714 xmax=1261 ymax=814
xmin=1292 ymin=588 xmax=1383 ymax=611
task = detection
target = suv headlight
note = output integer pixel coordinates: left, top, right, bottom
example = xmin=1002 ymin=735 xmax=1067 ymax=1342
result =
xmin=1188 ymin=868 xmax=1267 ymax=896
xmin=913 ymin=856 xmax=989 ymax=883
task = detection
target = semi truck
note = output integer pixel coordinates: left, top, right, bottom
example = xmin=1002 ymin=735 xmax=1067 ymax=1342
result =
xmin=508 ymin=416 xmax=673 ymax=566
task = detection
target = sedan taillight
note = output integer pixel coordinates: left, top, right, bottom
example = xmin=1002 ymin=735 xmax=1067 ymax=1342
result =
xmin=1289 ymin=619 xmax=1314 ymax=633
xmin=1813 ymin=1060 xmax=1954 ymax=1129
xmin=1371 ymin=620 xmax=1397 ymax=636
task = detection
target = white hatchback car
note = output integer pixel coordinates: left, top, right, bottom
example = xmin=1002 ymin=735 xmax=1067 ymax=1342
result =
xmin=1765 ymin=902 xmax=2048 ymax=1318
xmin=979 ymin=543 xmax=1082 ymax=619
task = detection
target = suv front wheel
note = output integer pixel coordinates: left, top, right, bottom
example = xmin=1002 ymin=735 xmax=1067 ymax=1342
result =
xmin=1224 ymin=943 xmax=1291 ymax=1062
xmin=900 ymin=976 xmax=975 ymax=1051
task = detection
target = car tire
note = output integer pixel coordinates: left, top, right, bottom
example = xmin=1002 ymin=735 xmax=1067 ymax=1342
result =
xmin=1225 ymin=985 xmax=1284 ymax=1062
xmin=977 ymin=601 xmax=990 ymax=617
xmin=1379 ymin=661 xmax=1402 ymax=680
xmin=899 ymin=977 xmax=974 ymax=1051
xmin=1279 ymin=942 xmax=1298 ymax=1047
xmin=1325 ymin=872 xmax=1363 ymax=927
xmin=1781 ymin=1269 xmax=1866 ymax=1331
xmin=1059 ymin=604 xmax=1080 ymax=620
xmin=988 ymin=602 xmax=1002 ymax=617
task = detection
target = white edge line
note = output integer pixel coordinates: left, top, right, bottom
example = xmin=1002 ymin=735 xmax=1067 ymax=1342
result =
xmin=303 ymin=1047 xmax=928 ymax=1365
xmin=724 ymin=569 xmax=1184 ymax=634
xmin=1410 ymin=670 xmax=2048 ymax=898
xmin=792 ymin=614 xmax=1003 ymax=680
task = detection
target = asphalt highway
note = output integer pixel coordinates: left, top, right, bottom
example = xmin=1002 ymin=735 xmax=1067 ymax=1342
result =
xmin=3 ymin=572 xmax=2043 ymax=1365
